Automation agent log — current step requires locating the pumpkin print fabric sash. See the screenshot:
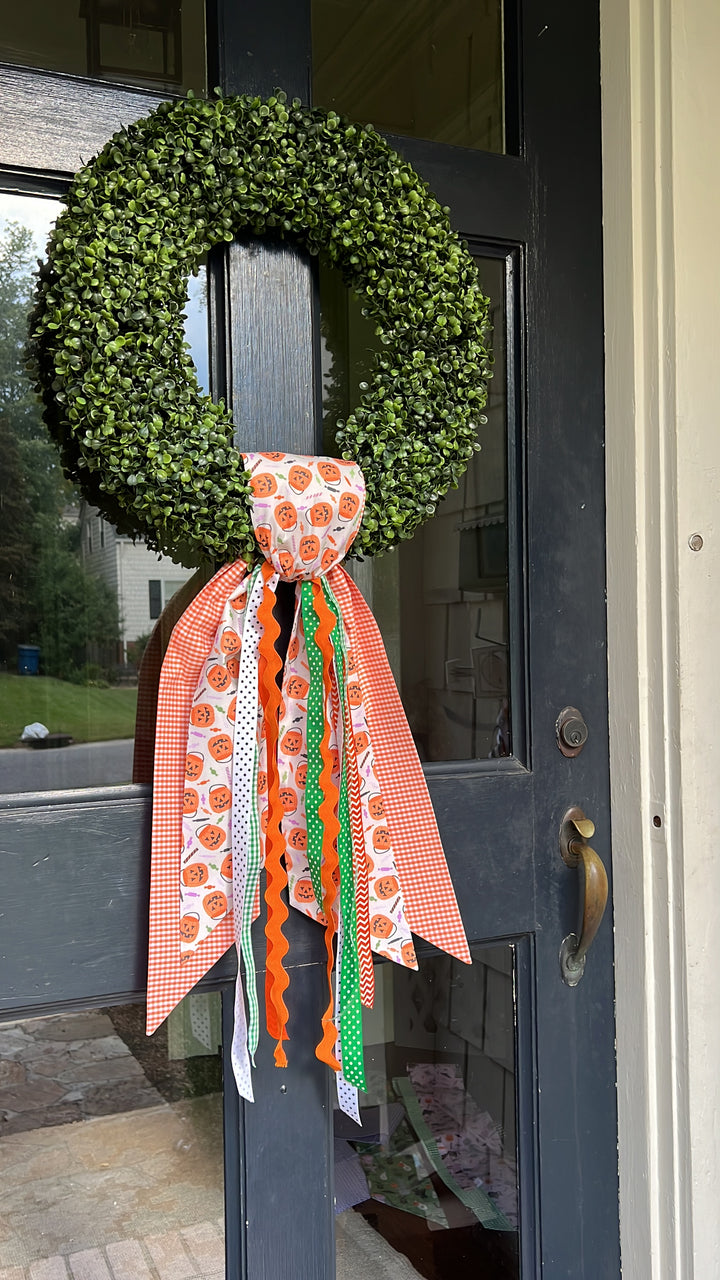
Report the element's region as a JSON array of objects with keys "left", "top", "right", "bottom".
[{"left": 147, "top": 452, "right": 470, "bottom": 1120}]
